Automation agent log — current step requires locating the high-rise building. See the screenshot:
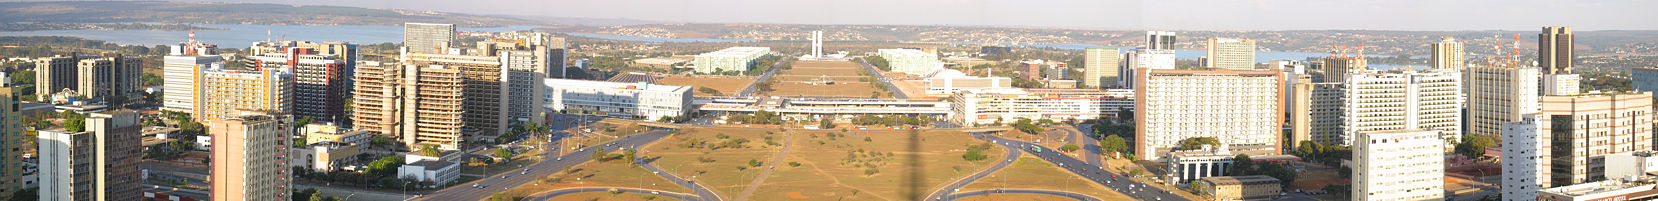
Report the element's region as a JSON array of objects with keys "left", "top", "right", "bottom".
[
  {"left": 1543, "top": 74, "right": 1582, "bottom": 96},
  {"left": 35, "top": 54, "right": 92, "bottom": 102},
  {"left": 811, "top": 30, "right": 824, "bottom": 58},
  {"left": 1540, "top": 26, "right": 1574, "bottom": 74},
  {"left": 477, "top": 32, "right": 561, "bottom": 124},
  {"left": 491, "top": 32, "right": 567, "bottom": 78},
  {"left": 694, "top": 47, "right": 772, "bottom": 74},
  {"left": 209, "top": 114, "right": 292, "bottom": 201},
  {"left": 192, "top": 67, "right": 294, "bottom": 122},
  {"left": 950, "top": 88, "right": 1133, "bottom": 126},
  {"left": 247, "top": 41, "right": 356, "bottom": 125},
  {"left": 74, "top": 57, "right": 142, "bottom": 102},
  {"left": 350, "top": 62, "right": 469, "bottom": 150},
  {"left": 1317, "top": 56, "right": 1366, "bottom": 83},
  {"left": 876, "top": 48, "right": 940, "bottom": 74},
  {"left": 1084, "top": 48, "right": 1120, "bottom": 88},
  {"left": 1465, "top": 65, "right": 1540, "bottom": 136},
  {"left": 1306, "top": 82, "right": 1347, "bottom": 145},
  {"left": 1120, "top": 49, "right": 1177, "bottom": 88},
  {"left": 1502, "top": 114, "right": 1547, "bottom": 199},
  {"left": 1352, "top": 129, "right": 1445, "bottom": 201},
  {"left": 1205, "top": 38, "right": 1257, "bottom": 70},
  {"left": 1540, "top": 92, "right": 1654, "bottom": 185},
  {"left": 1340, "top": 69, "right": 1463, "bottom": 145},
  {"left": 400, "top": 52, "right": 509, "bottom": 143},
  {"left": 1134, "top": 69, "right": 1284, "bottom": 160},
  {"left": 38, "top": 111, "right": 142, "bottom": 201},
  {"left": 404, "top": 23, "right": 456, "bottom": 54},
  {"left": 1146, "top": 31, "right": 1176, "bottom": 50},
  {"left": 161, "top": 36, "right": 219, "bottom": 113},
  {"left": 1634, "top": 67, "right": 1658, "bottom": 103},
  {"left": 1287, "top": 74, "right": 1313, "bottom": 149},
  {"left": 0, "top": 80, "right": 22, "bottom": 197},
  {"left": 1021, "top": 61, "right": 1043, "bottom": 81},
  {"left": 1431, "top": 37, "right": 1465, "bottom": 70}
]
